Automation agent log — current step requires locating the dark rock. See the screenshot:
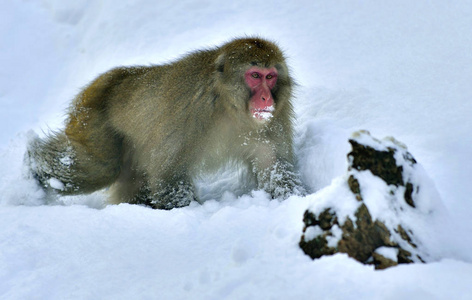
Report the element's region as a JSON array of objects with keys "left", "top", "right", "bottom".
[{"left": 348, "top": 139, "right": 404, "bottom": 186}]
